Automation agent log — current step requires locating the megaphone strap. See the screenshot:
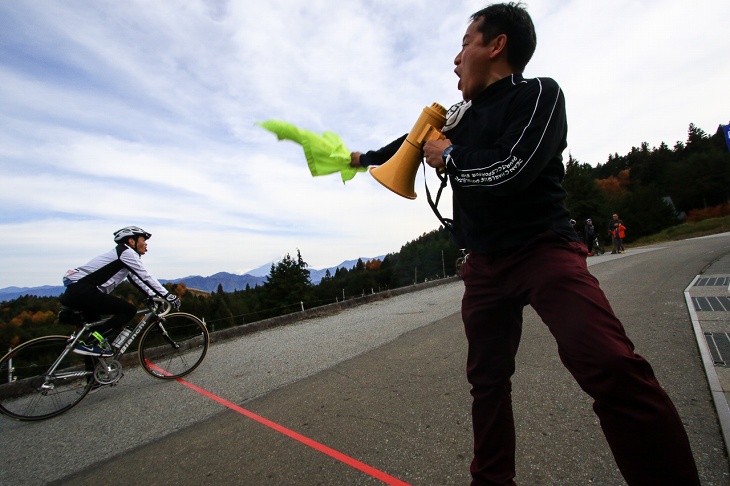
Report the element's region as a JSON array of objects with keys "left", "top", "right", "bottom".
[{"left": 423, "top": 161, "right": 454, "bottom": 234}]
